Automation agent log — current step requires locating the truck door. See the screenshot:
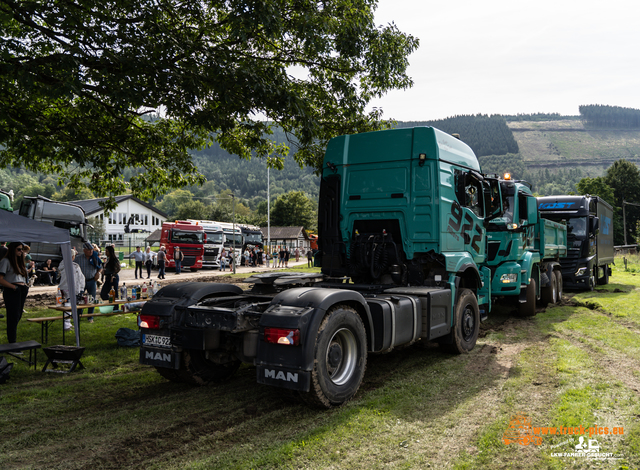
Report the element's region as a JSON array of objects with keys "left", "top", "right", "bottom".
[{"left": 444, "top": 169, "right": 486, "bottom": 263}]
